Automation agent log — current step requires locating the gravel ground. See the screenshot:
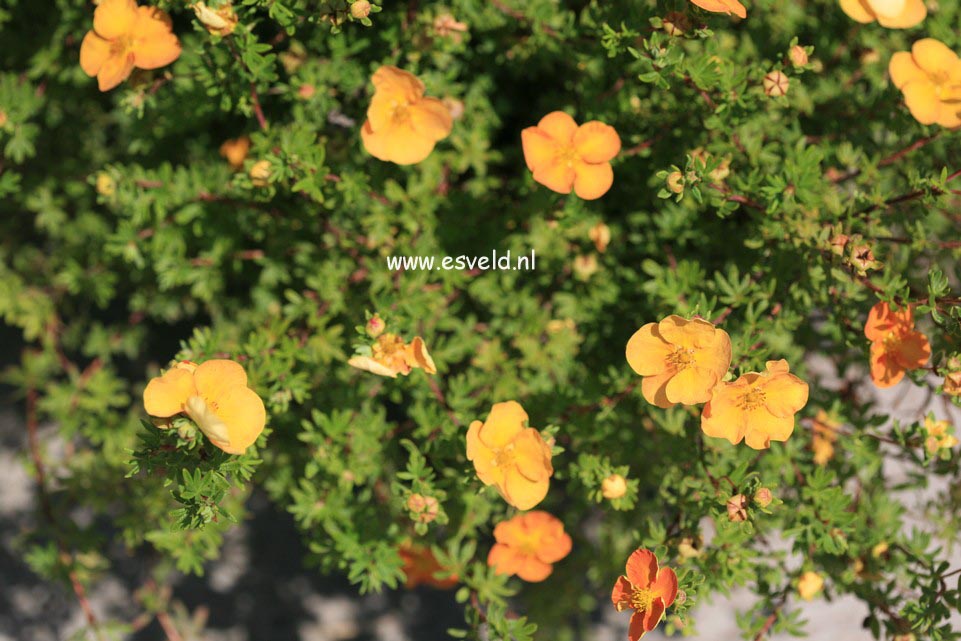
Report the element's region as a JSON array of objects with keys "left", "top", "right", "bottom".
[{"left": 1, "top": 371, "right": 959, "bottom": 641}]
